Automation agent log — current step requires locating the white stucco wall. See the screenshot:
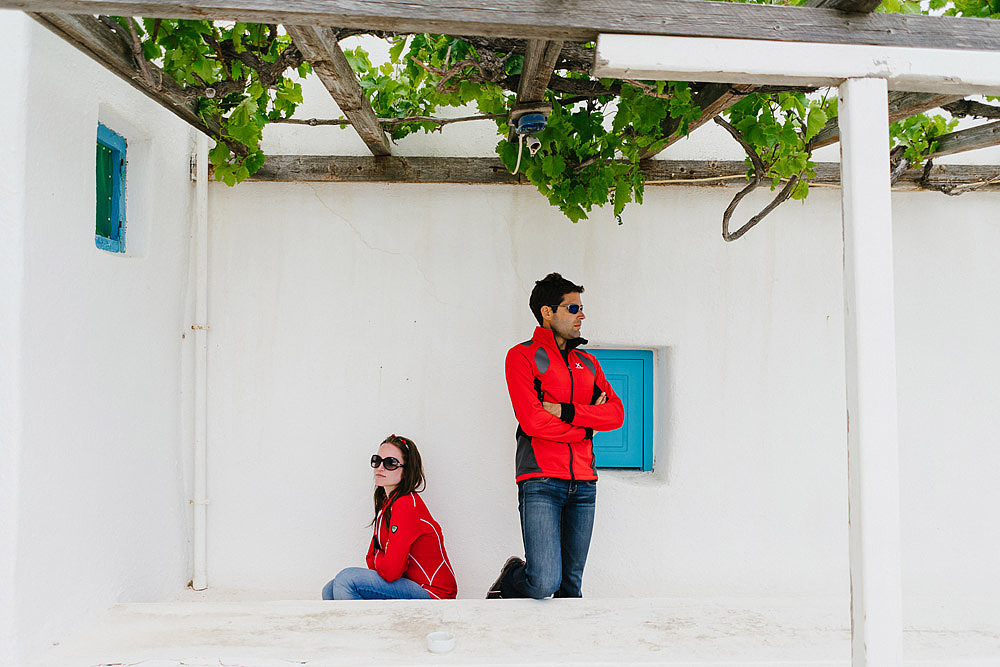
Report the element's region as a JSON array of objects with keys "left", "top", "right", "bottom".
[
  {"left": 205, "top": 173, "right": 1000, "bottom": 603},
  {"left": 0, "top": 12, "right": 32, "bottom": 667},
  {"left": 198, "top": 53, "right": 1000, "bottom": 605},
  {"left": 5, "top": 19, "right": 1000, "bottom": 663},
  {"left": 2, "top": 13, "right": 197, "bottom": 664}
]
